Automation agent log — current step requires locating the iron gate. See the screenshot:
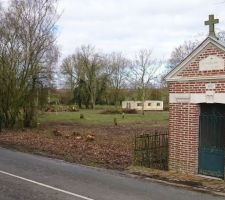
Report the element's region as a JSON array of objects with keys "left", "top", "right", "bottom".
[
  {"left": 199, "top": 104, "right": 225, "bottom": 178},
  {"left": 134, "top": 129, "right": 168, "bottom": 170}
]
